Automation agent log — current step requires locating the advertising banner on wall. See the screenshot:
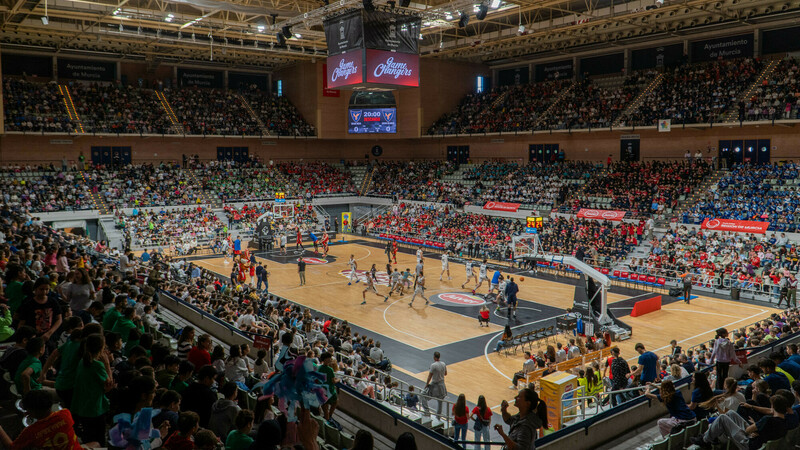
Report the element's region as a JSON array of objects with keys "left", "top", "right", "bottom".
[
  {"left": 57, "top": 58, "right": 116, "bottom": 81},
  {"left": 326, "top": 50, "right": 364, "bottom": 89},
  {"left": 362, "top": 11, "right": 421, "bottom": 54},
  {"left": 365, "top": 49, "right": 419, "bottom": 87},
  {"left": 700, "top": 218, "right": 769, "bottom": 234},
  {"left": 483, "top": 202, "right": 521, "bottom": 212},
  {"left": 576, "top": 209, "right": 627, "bottom": 221},
  {"left": 535, "top": 59, "right": 573, "bottom": 82},
  {"left": 178, "top": 68, "right": 223, "bottom": 88},
  {"left": 323, "top": 11, "right": 364, "bottom": 56},
  {"left": 690, "top": 34, "right": 752, "bottom": 62}
]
